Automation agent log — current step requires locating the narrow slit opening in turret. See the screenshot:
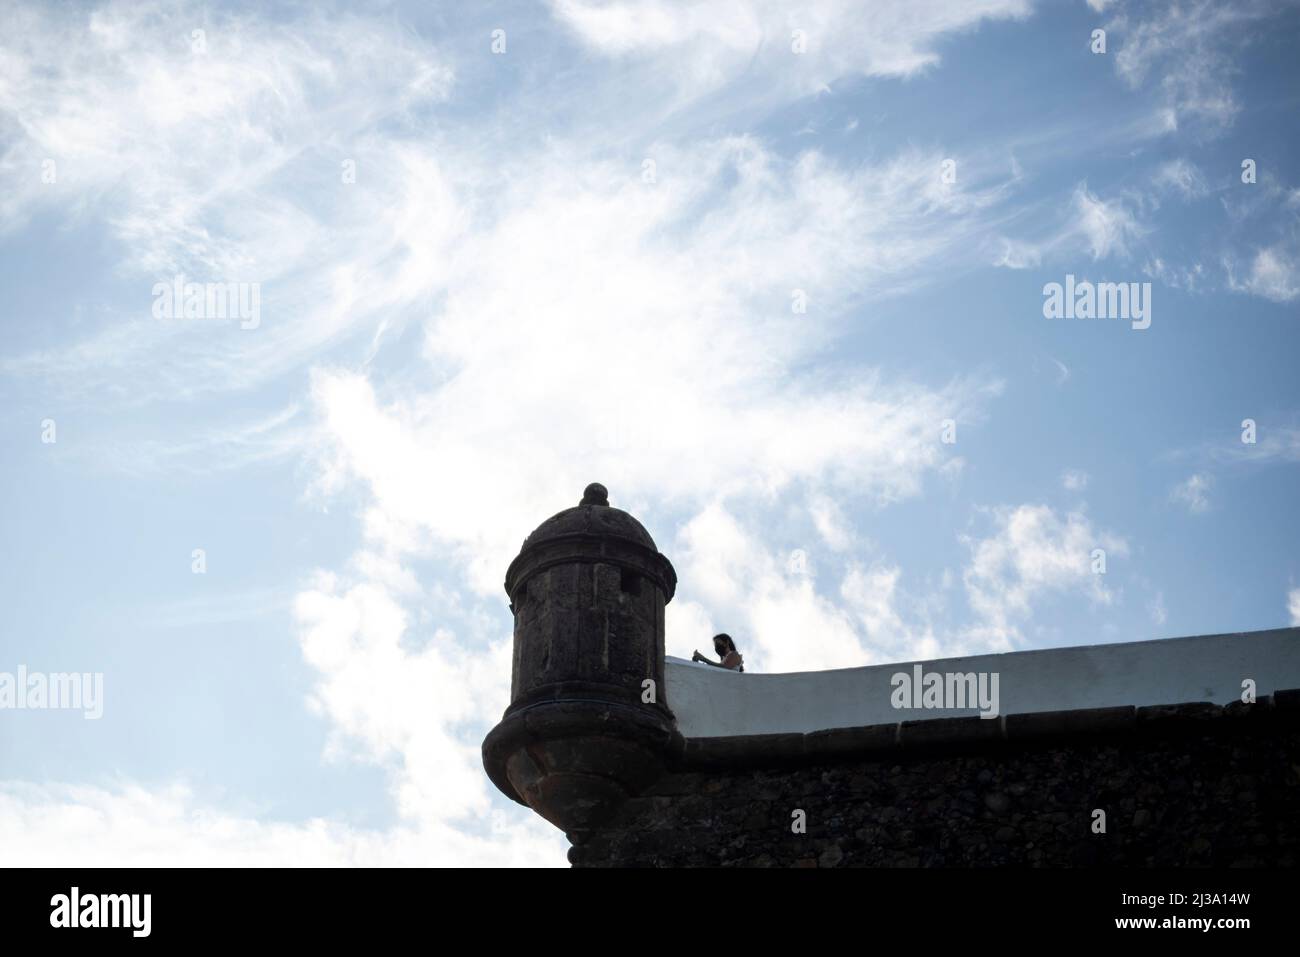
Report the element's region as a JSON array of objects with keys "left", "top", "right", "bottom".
[{"left": 619, "top": 568, "right": 642, "bottom": 596}]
